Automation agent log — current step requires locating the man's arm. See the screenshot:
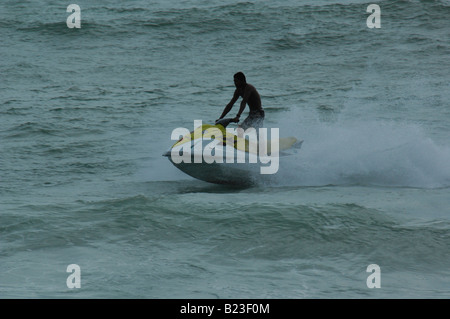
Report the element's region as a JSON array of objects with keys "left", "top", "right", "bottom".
[
  {"left": 219, "top": 90, "right": 239, "bottom": 120},
  {"left": 234, "top": 86, "right": 253, "bottom": 120}
]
